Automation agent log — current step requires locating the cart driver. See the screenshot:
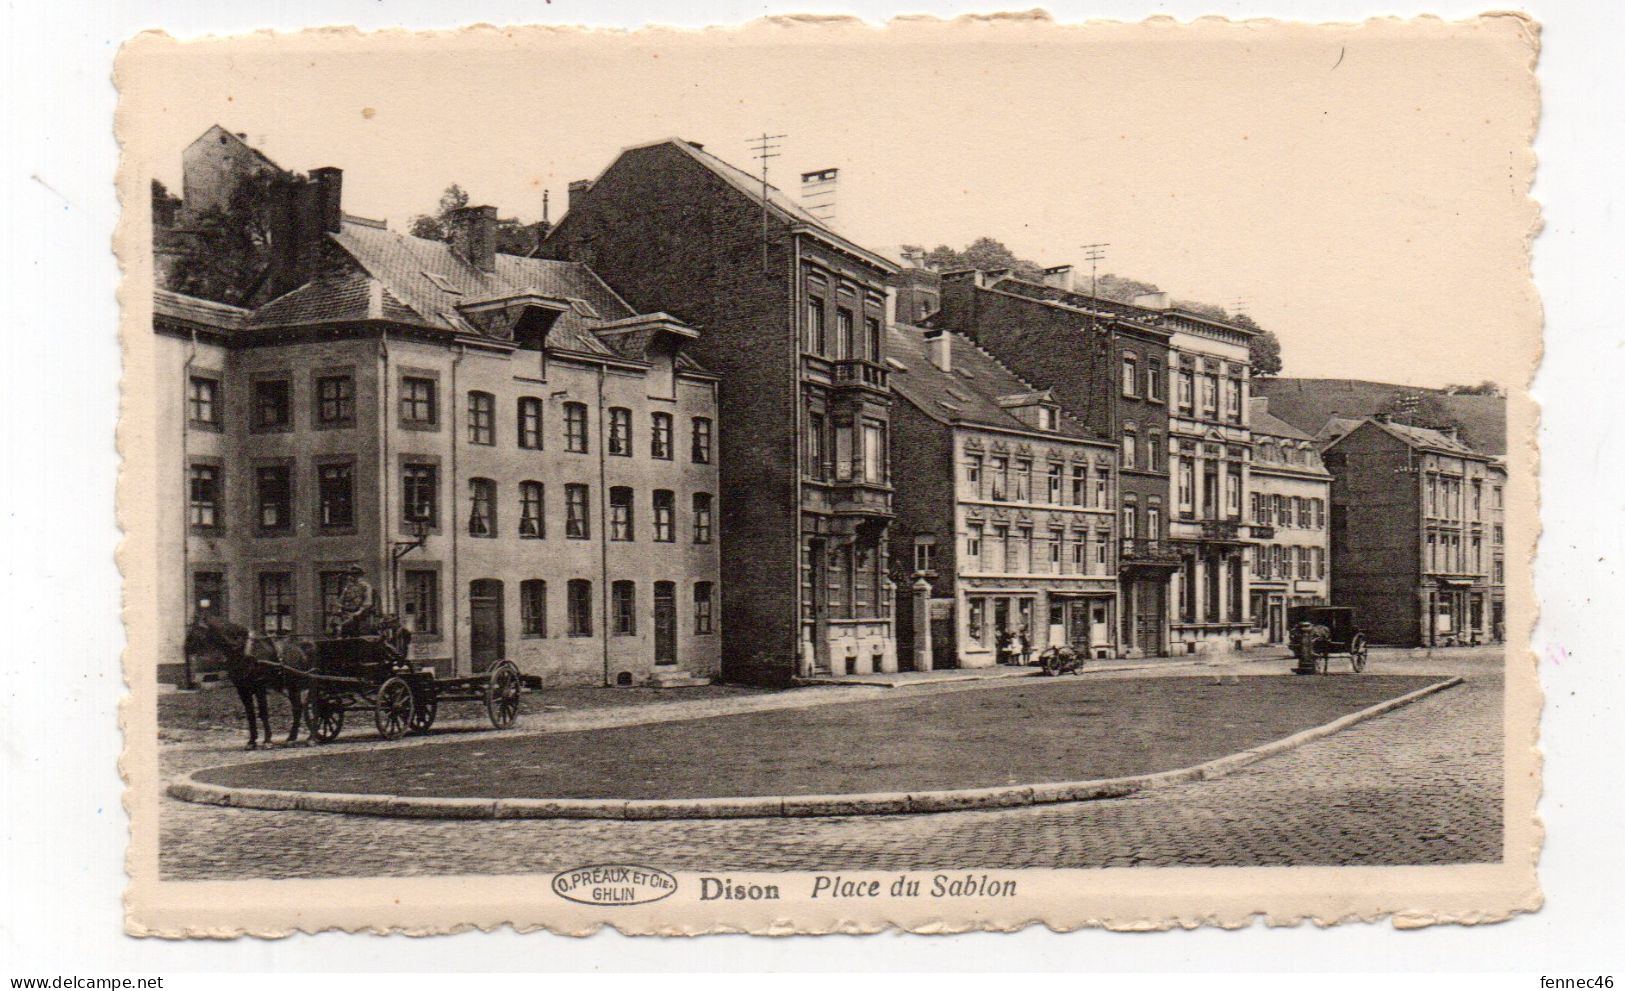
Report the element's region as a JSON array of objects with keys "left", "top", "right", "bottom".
[{"left": 336, "top": 565, "right": 376, "bottom": 636}]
